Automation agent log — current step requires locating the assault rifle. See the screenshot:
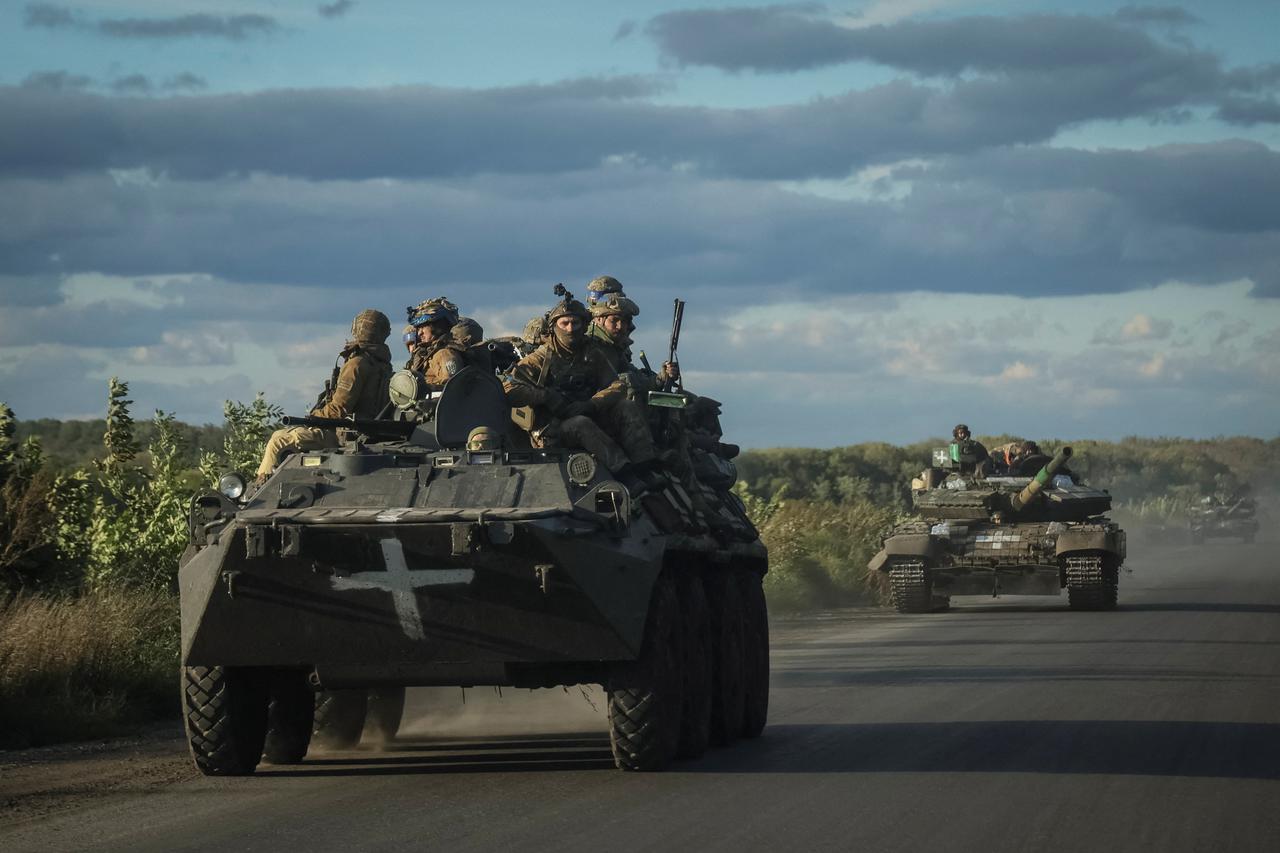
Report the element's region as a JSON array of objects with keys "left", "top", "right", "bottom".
[
  {"left": 281, "top": 415, "right": 415, "bottom": 441},
  {"left": 665, "top": 298, "right": 685, "bottom": 392}
]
